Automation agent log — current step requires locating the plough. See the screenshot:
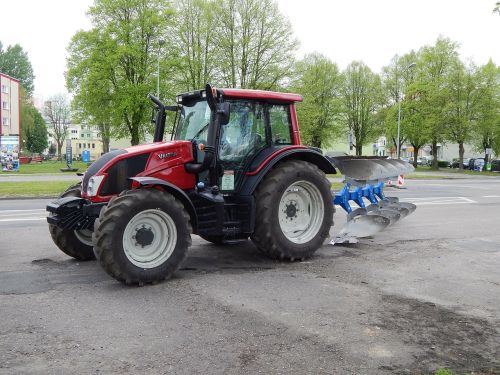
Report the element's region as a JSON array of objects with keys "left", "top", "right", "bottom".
[{"left": 328, "top": 156, "right": 417, "bottom": 244}]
